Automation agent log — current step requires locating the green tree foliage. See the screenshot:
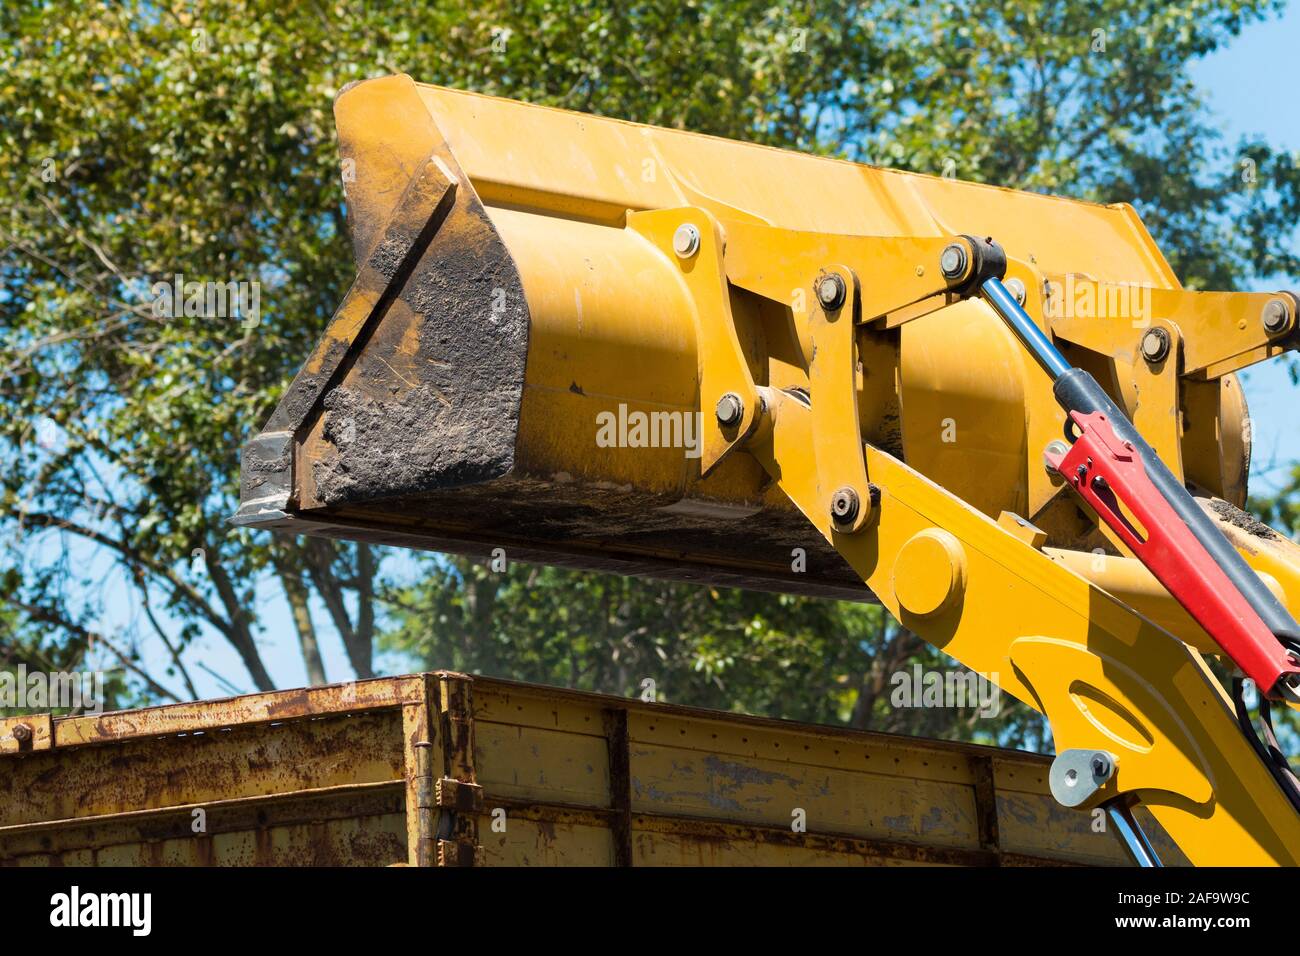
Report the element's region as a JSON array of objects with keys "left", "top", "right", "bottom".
[
  {"left": 1, "top": 1, "right": 1296, "bottom": 746},
  {"left": 1252, "top": 468, "right": 1300, "bottom": 536},
  {"left": 380, "top": 558, "right": 1050, "bottom": 747}
]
